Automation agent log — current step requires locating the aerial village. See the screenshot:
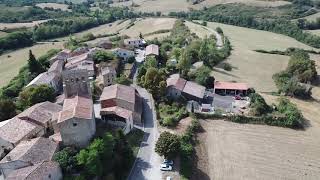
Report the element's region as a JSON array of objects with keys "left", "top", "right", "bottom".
[{"left": 0, "top": 31, "right": 250, "bottom": 179}]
